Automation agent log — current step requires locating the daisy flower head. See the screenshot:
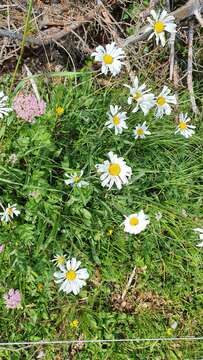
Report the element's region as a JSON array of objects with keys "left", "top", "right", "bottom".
[
  {"left": 125, "top": 77, "right": 155, "bottom": 115},
  {"left": 91, "top": 42, "right": 125, "bottom": 76},
  {"left": 0, "top": 91, "right": 12, "bottom": 119},
  {"left": 64, "top": 170, "right": 89, "bottom": 188},
  {"left": 193, "top": 228, "right": 203, "bottom": 248},
  {"left": 95, "top": 151, "right": 132, "bottom": 190},
  {"left": 54, "top": 257, "right": 89, "bottom": 295},
  {"left": 134, "top": 121, "right": 151, "bottom": 139},
  {"left": 3, "top": 289, "right": 21, "bottom": 309},
  {"left": 52, "top": 254, "right": 66, "bottom": 266},
  {"left": 155, "top": 86, "right": 177, "bottom": 118},
  {"left": 123, "top": 210, "right": 150, "bottom": 235},
  {"left": 105, "top": 105, "right": 128, "bottom": 135},
  {"left": 175, "top": 113, "right": 196, "bottom": 138},
  {"left": 146, "top": 9, "right": 176, "bottom": 47},
  {"left": 0, "top": 203, "right": 20, "bottom": 223}
]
